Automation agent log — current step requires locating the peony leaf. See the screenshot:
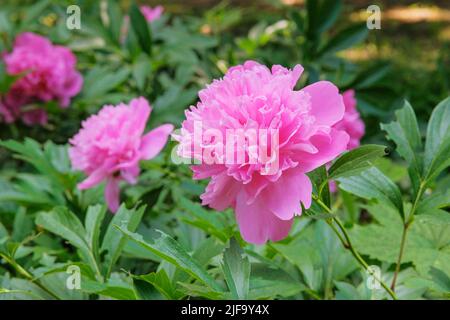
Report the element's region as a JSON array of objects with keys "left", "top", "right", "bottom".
[
  {"left": 36, "top": 207, "right": 97, "bottom": 273},
  {"left": 100, "top": 204, "right": 145, "bottom": 278},
  {"left": 134, "top": 269, "right": 184, "bottom": 300},
  {"left": 337, "top": 167, "right": 404, "bottom": 217},
  {"left": 328, "top": 144, "right": 387, "bottom": 180},
  {"left": 381, "top": 100, "right": 422, "bottom": 176},
  {"left": 116, "top": 226, "right": 223, "bottom": 292},
  {"left": 84, "top": 205, "right": 106, "bottom": 263},
  {"left": 129, "top": 3, "right": 152, "bottom": 55},
  {"left": 318, "top": 23, "right": 368, "bottom": 56},
  {"left": 423, "top": 97, "right": 450, "bottom": 182},
  {"left": 351, "top": 203, "right": 450, "bottom": 278},
  {"left": 221, "top": 238, "right": 250, "bottom": 300}
]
